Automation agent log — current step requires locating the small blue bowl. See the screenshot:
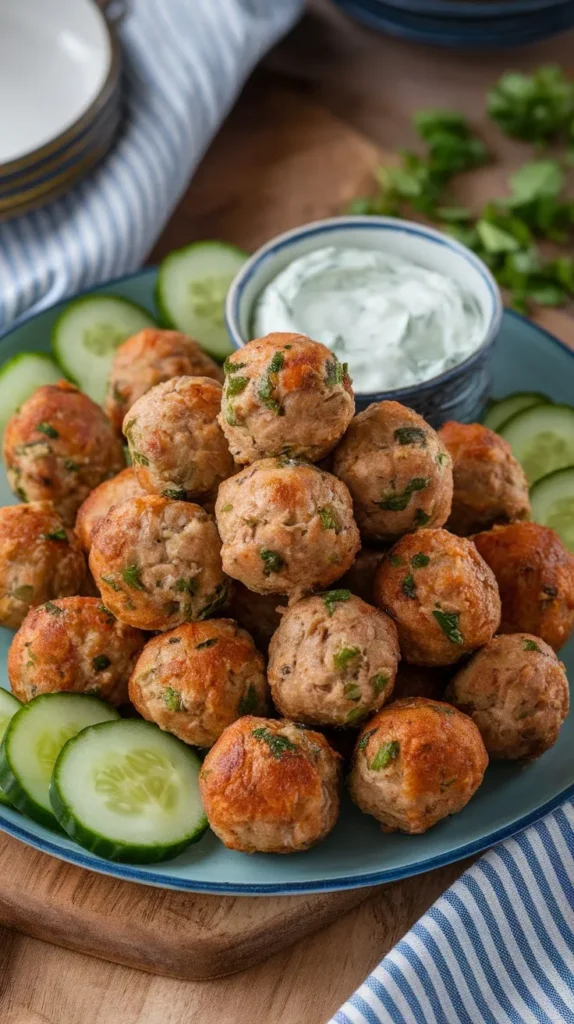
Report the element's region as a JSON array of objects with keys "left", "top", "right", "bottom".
[{"left": 225, "top": 216, "right": 502, "bottom": 427}]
